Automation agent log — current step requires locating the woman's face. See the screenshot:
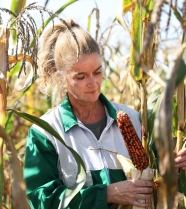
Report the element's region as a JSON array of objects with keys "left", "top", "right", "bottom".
[{"left": 66, "top": 53, "right": 103, "bottom": 105}]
